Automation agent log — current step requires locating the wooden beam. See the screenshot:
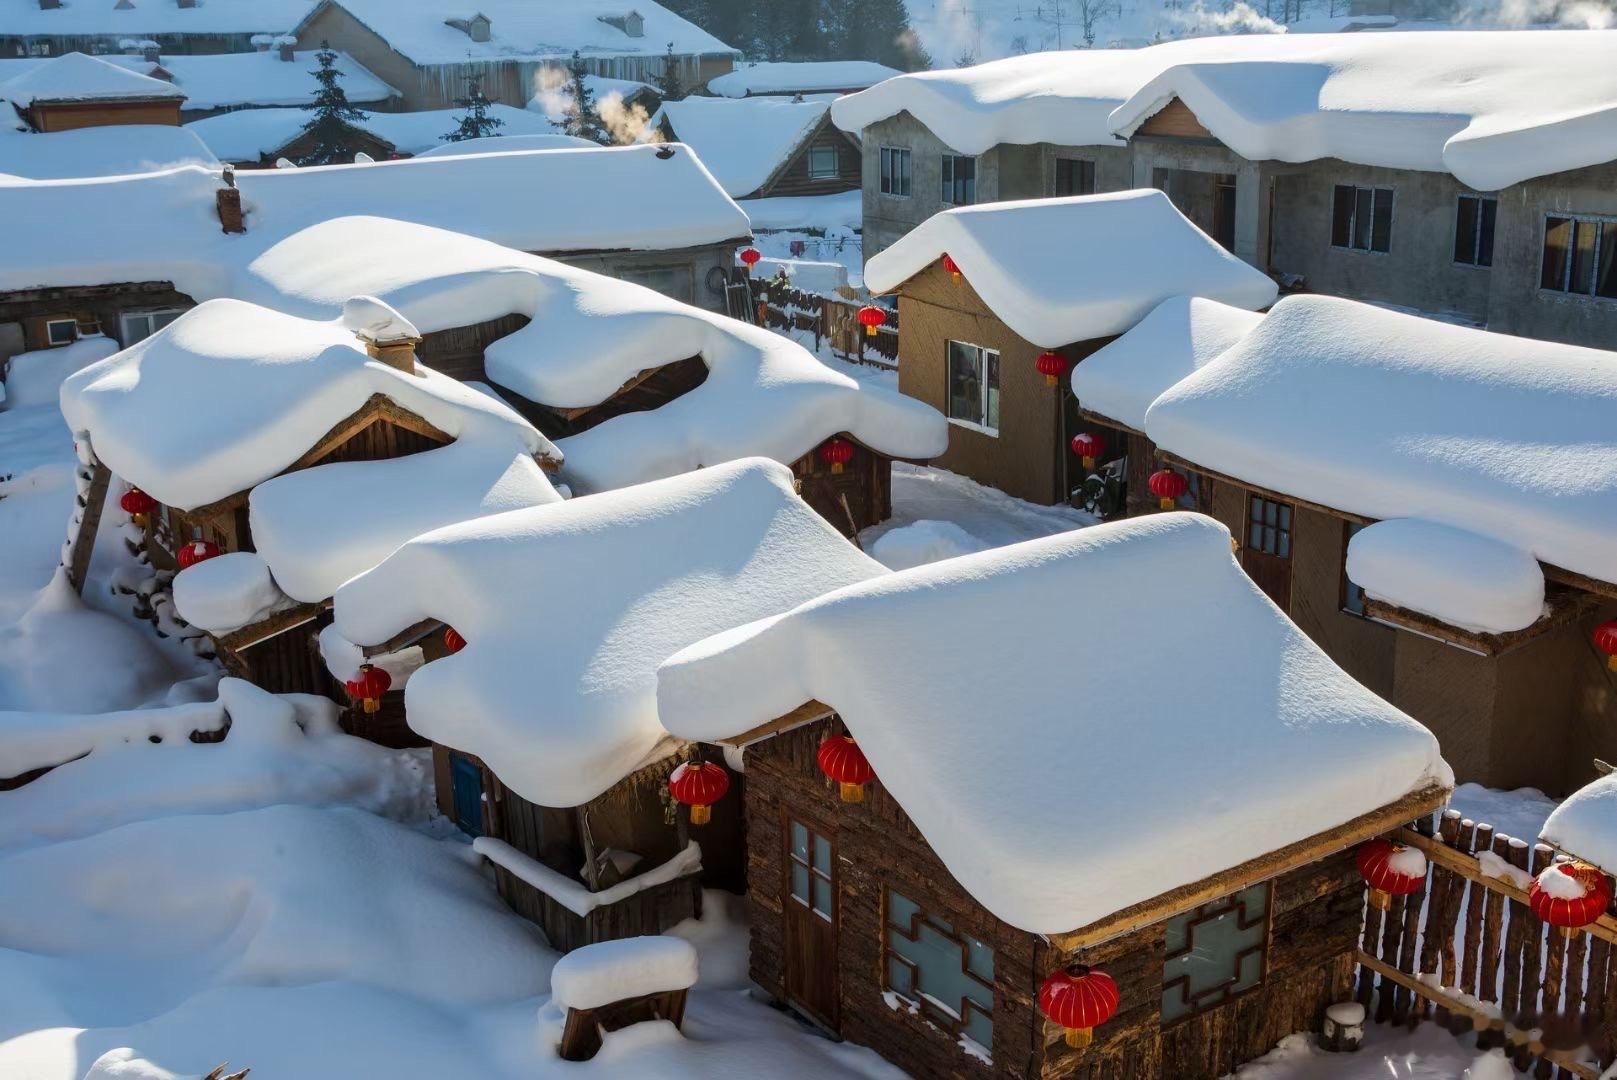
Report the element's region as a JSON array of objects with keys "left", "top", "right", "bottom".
[
  {"left": 717, "top": 699, "right": 835, "bottom": 748},
  {"left": 553, "top": 365, "right": 670, "bottom": 422},
  {"left": 1075, "top": 407, "right": 1143, "bottom": 438},
  {"left": 64, "top": 460, "right": 110, "bottom": 595},
  {"left": 1047, "top": 784, "right": 1451, "bottom": 952},
  {"left": 361, "top": 617, "right": 444, "bottom": 658},
  {"left": 1363, "top": 589, "right": 1601, "bottom": 658},
  {"left": 214, "top": 602, "right": 323, "bottom": 653}
]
